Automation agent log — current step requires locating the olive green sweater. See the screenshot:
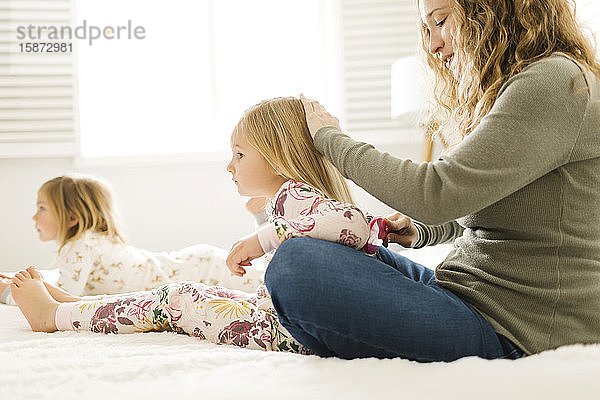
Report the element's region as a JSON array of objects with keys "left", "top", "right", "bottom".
[{"left": 314, "top": 52, "right": 600, "bottom": 355}]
